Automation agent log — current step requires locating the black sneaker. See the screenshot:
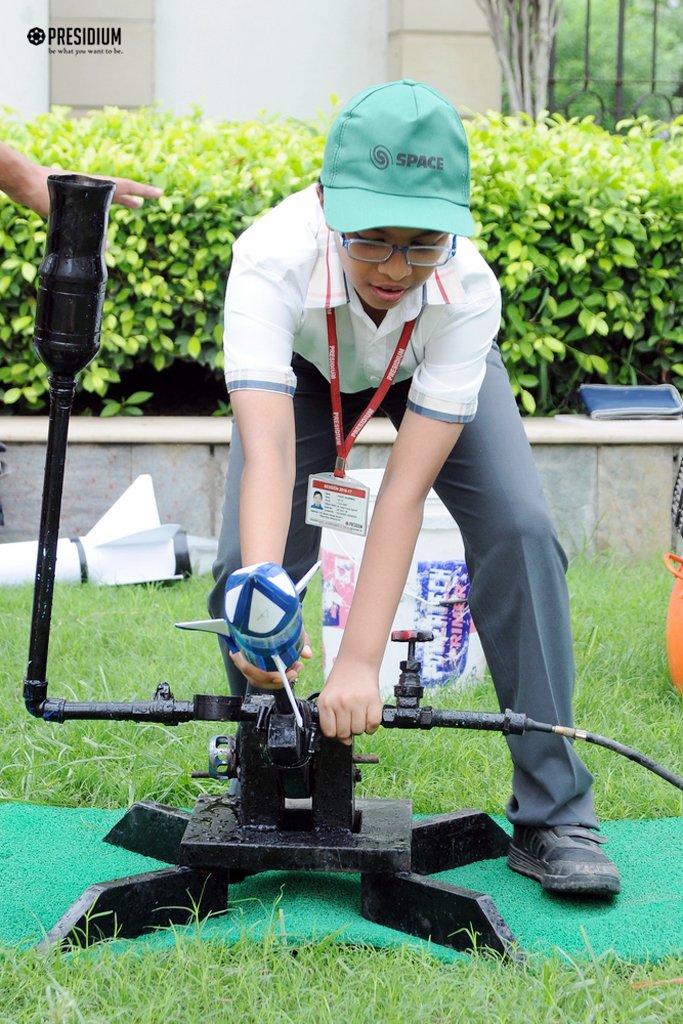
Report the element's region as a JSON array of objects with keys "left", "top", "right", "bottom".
[{"left": 508, "top": 825, "right": 621, "bottom": 895}]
